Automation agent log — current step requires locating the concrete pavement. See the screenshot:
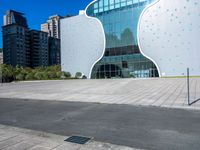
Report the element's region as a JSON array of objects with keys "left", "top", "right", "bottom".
[
  {"left": 0, "top": 78, "right": 200, "bottom": 109},
  {"left": 0, "top": 124, "right": 137, "bottom": 150}
]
